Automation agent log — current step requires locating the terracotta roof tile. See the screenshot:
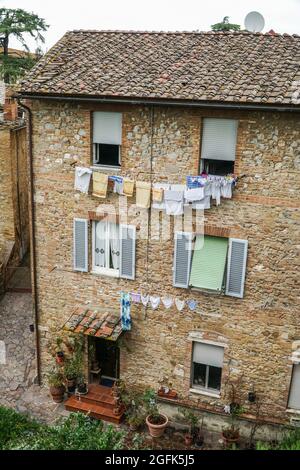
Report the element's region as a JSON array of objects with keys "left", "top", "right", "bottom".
[{"left": 19, "top": 30, "right": 300, "bottom": 106}]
